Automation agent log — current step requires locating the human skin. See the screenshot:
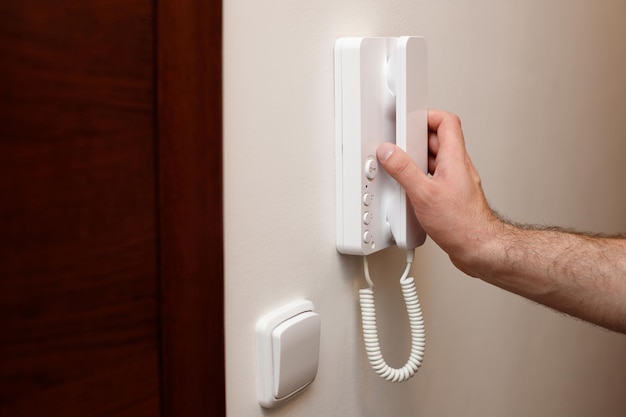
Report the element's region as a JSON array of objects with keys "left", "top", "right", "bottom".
[{"left": 376, "top": 109, "right": 626, "bottom": 333}]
